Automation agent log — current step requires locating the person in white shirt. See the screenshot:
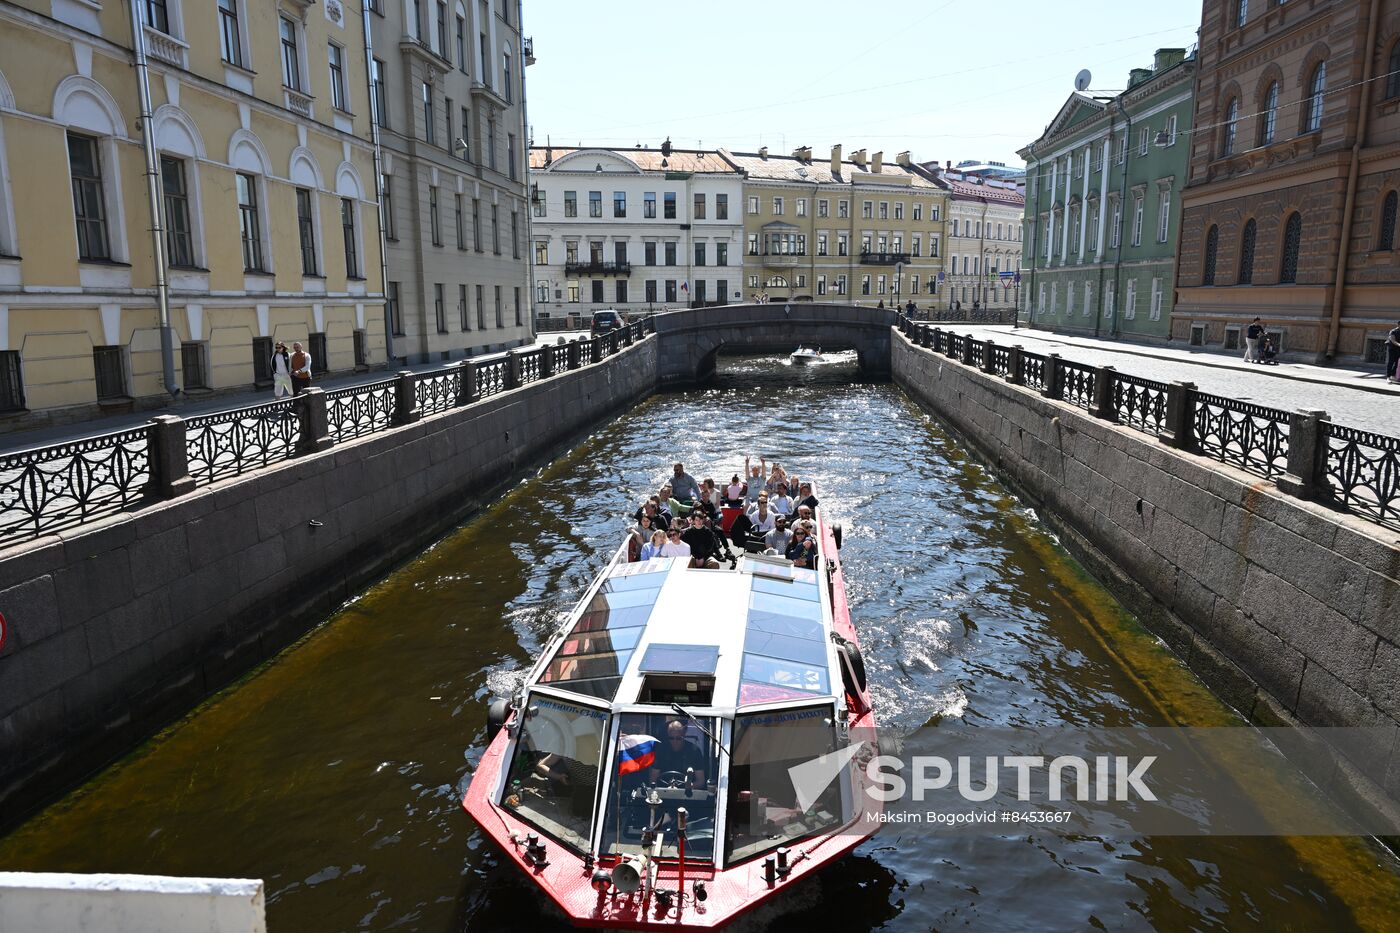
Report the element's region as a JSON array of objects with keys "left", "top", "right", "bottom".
[
  {"left": 768, "top": 483, "right": 794, "bottom": 516},
  {"left": 659, "top": 528, "right": 691, "bottom": 558},
  {"left": 640, "top": 530, "right": 667, "bottom": 561},
  {"left": 747, "top": 495, "right": 776, "bottom": 534}
]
